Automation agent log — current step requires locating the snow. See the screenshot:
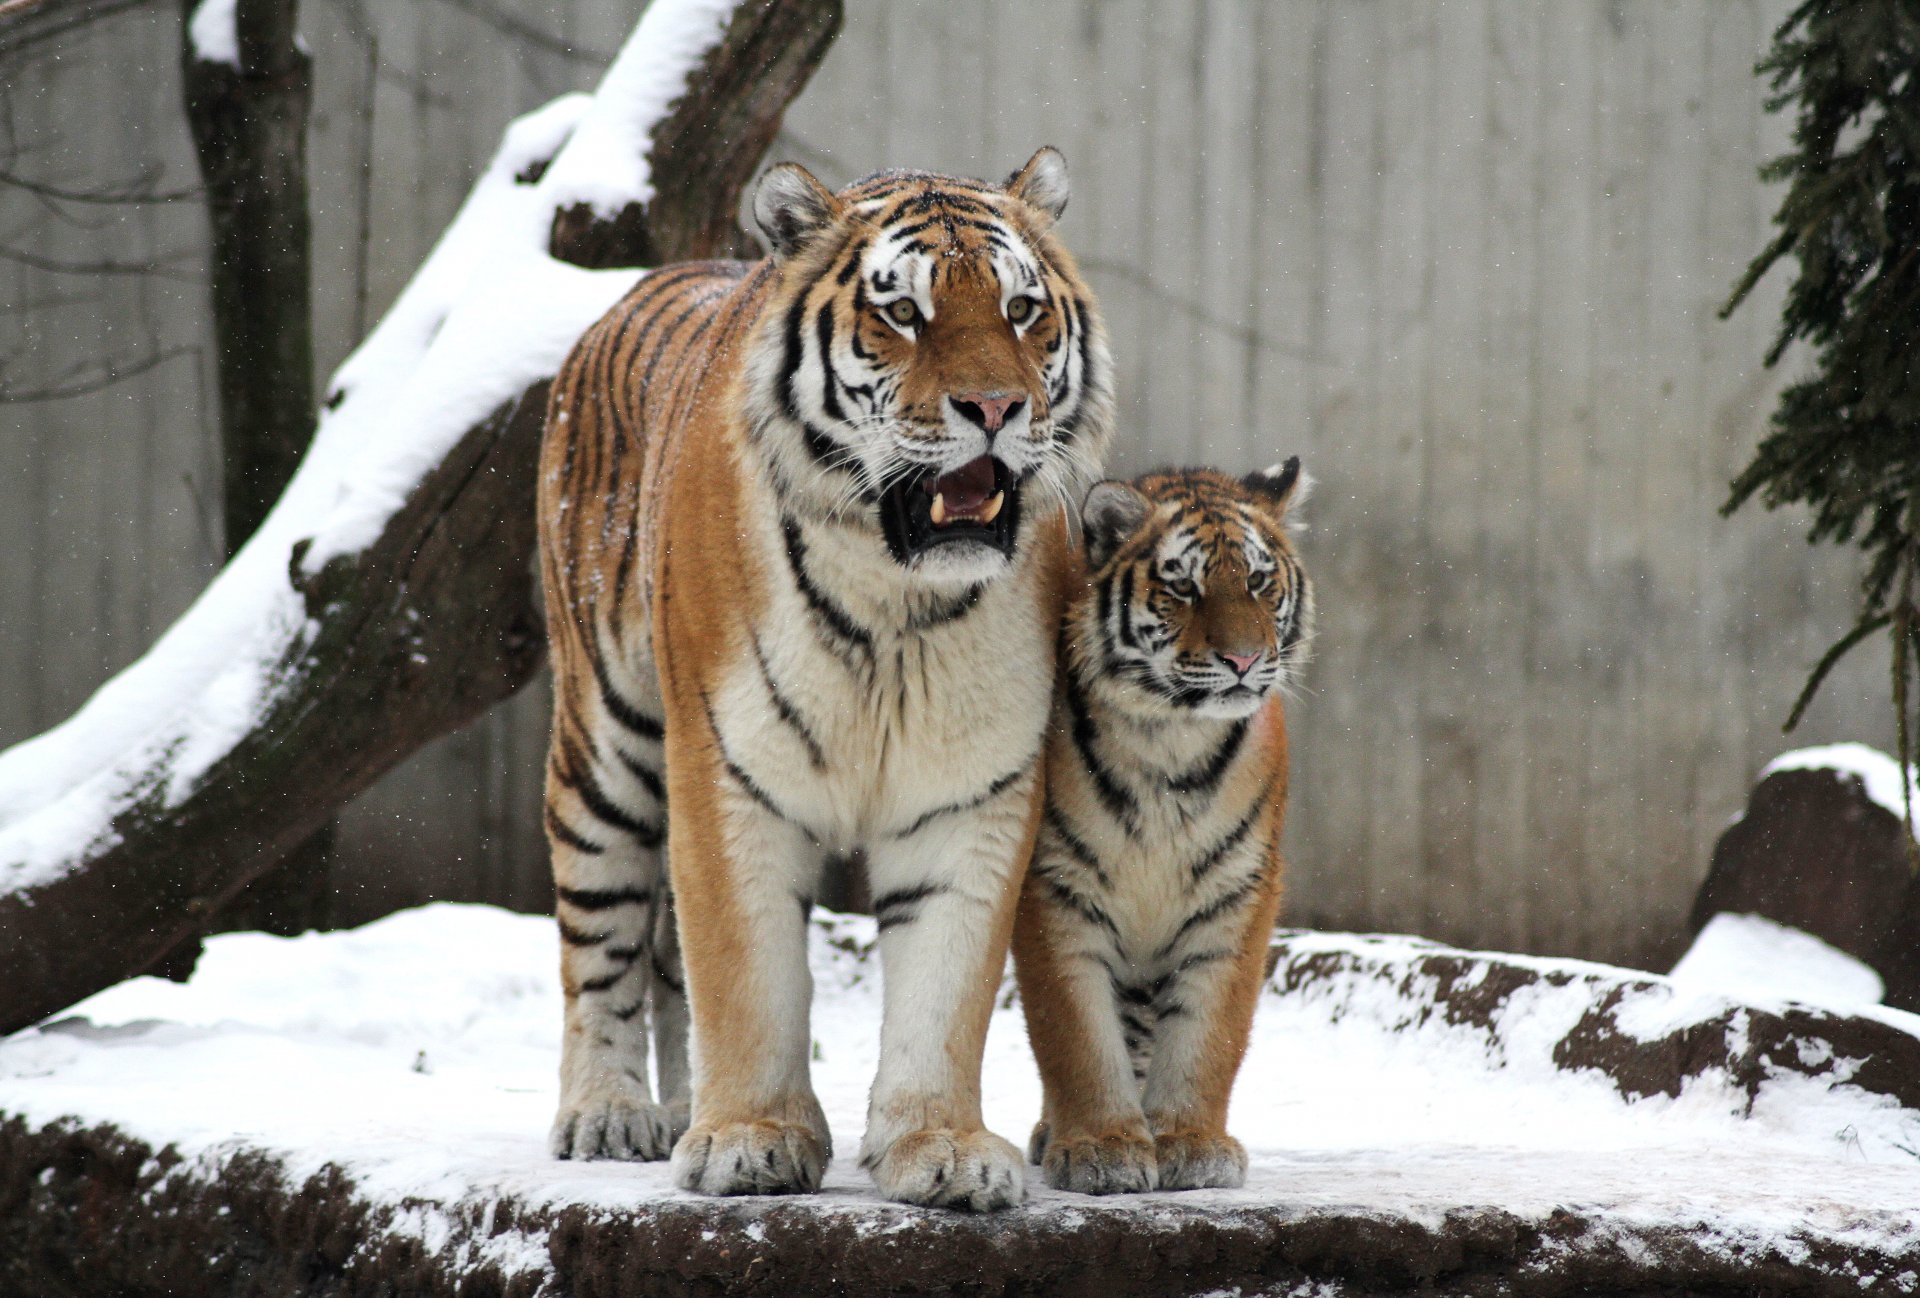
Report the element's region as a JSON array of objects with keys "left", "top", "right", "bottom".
[
  {"left": 2, "top": 905, "right": 1915, "bottom": 1287},
  {"left": 1672, "top": 912, "right": 1885, "bottom": 1011},
  {"left": 187, "top": 0, "right": 238, "bottom": 67},
  {"left": 535, "top": 0, "right": 739, "bottom": 217},
  {"left": 1764, "top": 742, "right": 1920, "bottom": 822},
  {"left": 0, "top": 0, "right": 746, "bottom": 895}
]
